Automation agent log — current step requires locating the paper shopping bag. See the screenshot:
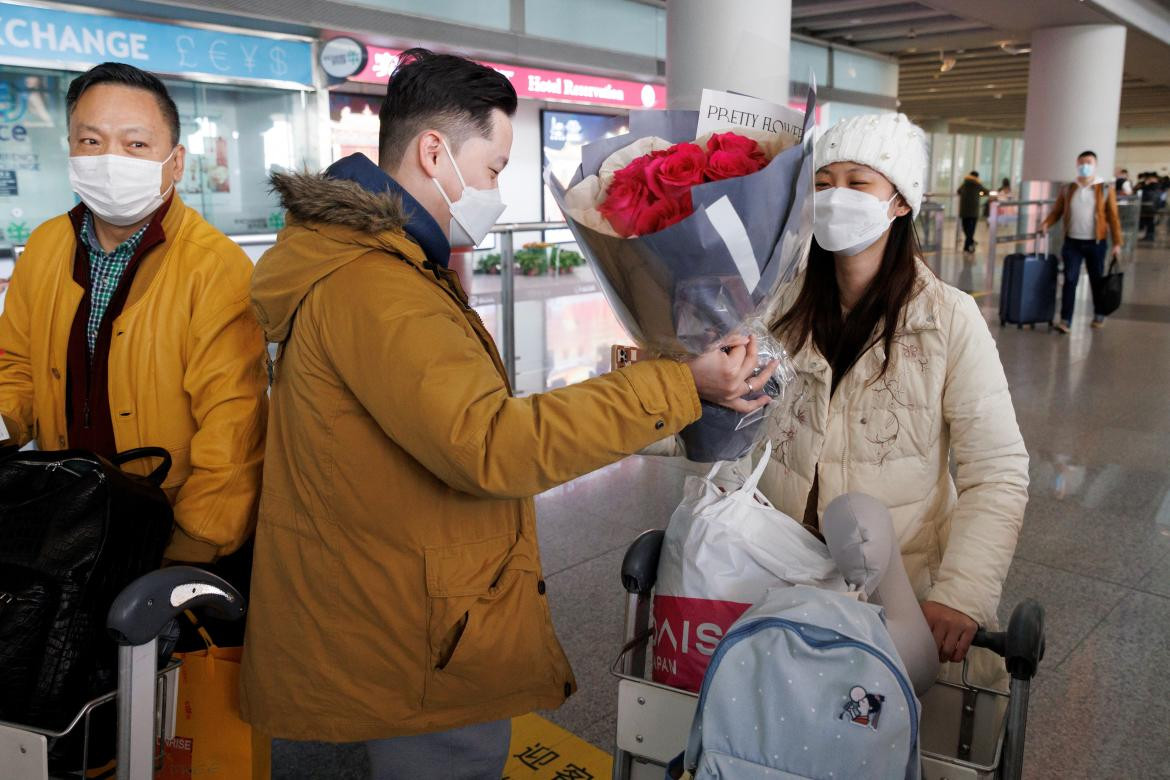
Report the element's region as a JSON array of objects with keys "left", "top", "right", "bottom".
[{"left": 157, "top": 623, "right": 270, "bottom": 779}]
